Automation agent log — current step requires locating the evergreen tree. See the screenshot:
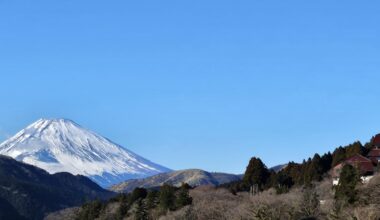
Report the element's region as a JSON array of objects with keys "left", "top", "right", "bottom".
[
  {"left": 332, "top": 147, "right": 346, "bottom": 167},
  {"left": 115, "top": 194, "right": 130, "bottom": 220},
  {"left": 284, "top": 162, "right": 304, "bottom": 185},
  {"left": 130, "top": 188, "right": 148, "bottom": 204},
  {"left": 134, "top": 198, "right": 148, "bottom": 220},
  {"left": 301, "top": 158, "right": 312, "bottom": 185},
  {"left": 175, "top": 183, "right": 193, "bottom": 208},
  {"left": 274, "top": 171, "right": 294, "bottom": 194},
  {"left": 305, "top": 154, "right": 324, "bottom": 184},
  {"left": 159, "top": 184, "right": 176, "bottom": 211},
  {"left": 335, "top": 164, "right": 360, "bottom": 204},
  {"left": 76, "top": 200, "right": 104, "bottom": 220},
  {"left": 345, "top": 141, "right": 364, "bottom": 158},
  {"left": 320, "top": 152, "right": 332, "bottom": 173},
  {"left": 363, "top": 141, "right": 373, "bottom": 153},
  {"left": 332, "top": 142, "right": 365, "bottom": 167},
  {"left": 146, "top": 191, "right": 159, "bottom": 209},
  {"left": 242, "top": 157, "right": 270, "bottom": 190}
]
